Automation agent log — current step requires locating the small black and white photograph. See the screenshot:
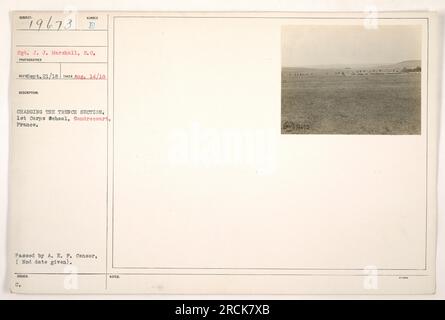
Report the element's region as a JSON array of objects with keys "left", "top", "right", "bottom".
[{"left": 281, "top": 25, "right": 422, "bottom": 134}]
